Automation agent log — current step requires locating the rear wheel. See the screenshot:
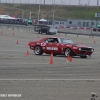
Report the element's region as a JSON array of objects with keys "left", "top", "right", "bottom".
[
  {"left": 64, "top": 48, "right": 73, "bottom": 57},
  {"left": 34, "top": 46, "right": 43, "bottom": 55}
]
